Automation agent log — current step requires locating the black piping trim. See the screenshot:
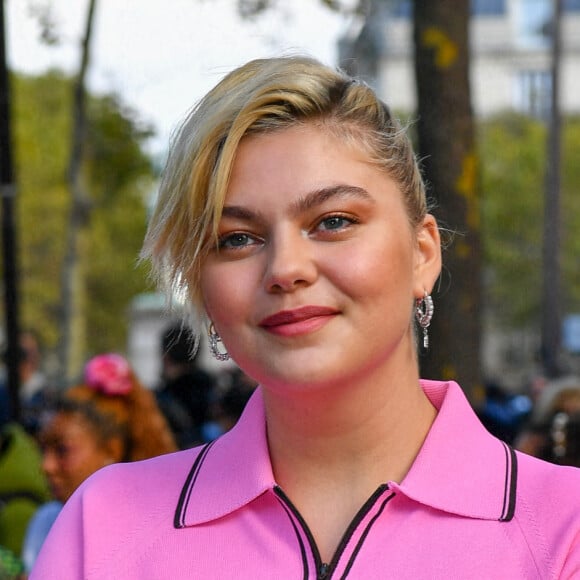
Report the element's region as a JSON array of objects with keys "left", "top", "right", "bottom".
[
  {"left": 328, "top": 484, "right": 389, "bottom": 575},
  {"left": 499, "top": 442, "right": 518, "bottom": 522},
  {"left": 173, "top": 442, "right": 215, "bottom": 529},
  {"left": 276, "top": 493, "right": 309, "bottom": 580},
  {"left": 340, "top": 492, "right": 395, "bottom": 579},
  {"left": 275, "top": 484, "right": 392, "bottom": 580}
]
